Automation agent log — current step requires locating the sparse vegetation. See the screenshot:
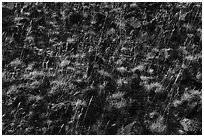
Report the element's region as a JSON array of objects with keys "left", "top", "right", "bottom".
[{"left": 2, "top": 2, "right": 202, "bottom": 135}]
